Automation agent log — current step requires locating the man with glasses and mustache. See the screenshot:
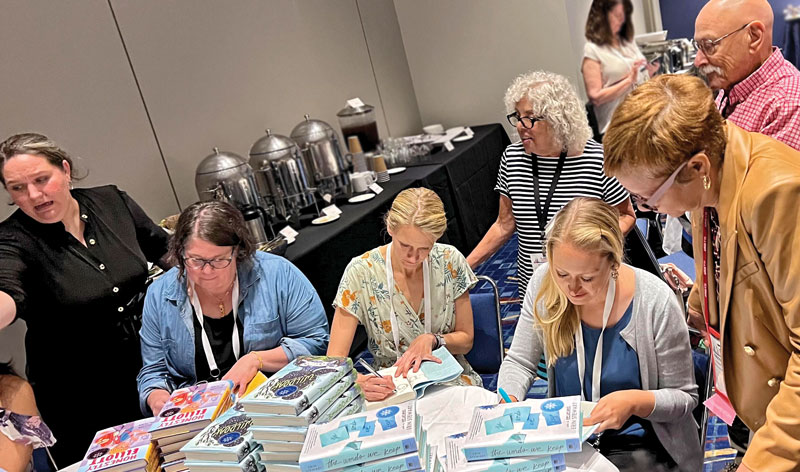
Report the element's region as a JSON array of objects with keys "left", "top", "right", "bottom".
[{"left": 694, "top": 0, "right": 800, "bottom": 149}]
